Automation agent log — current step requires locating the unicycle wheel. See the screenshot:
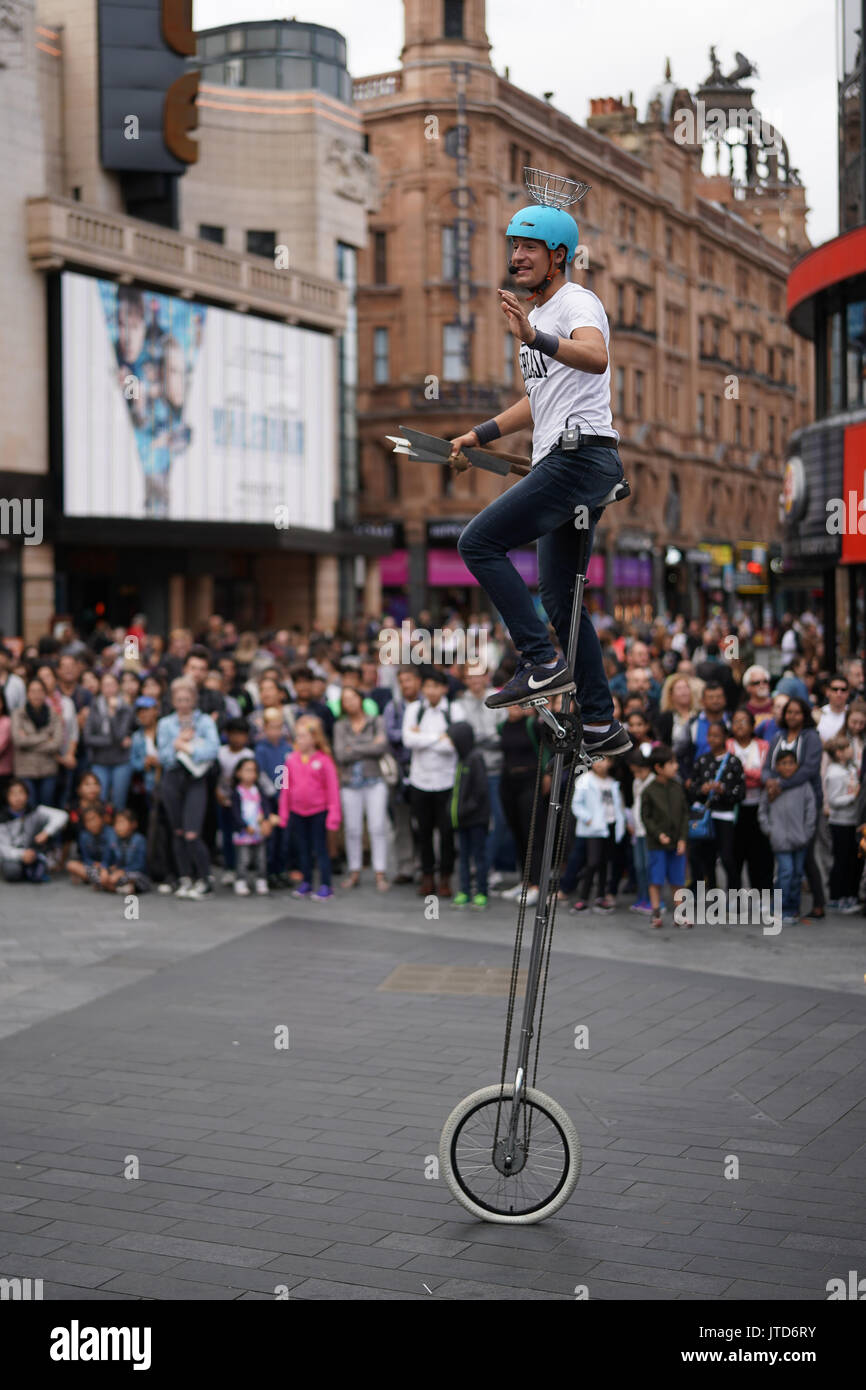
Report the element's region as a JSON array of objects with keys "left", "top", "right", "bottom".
[{"left": 439, "top": 1083, "right": 581, "bottom": 1224}]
